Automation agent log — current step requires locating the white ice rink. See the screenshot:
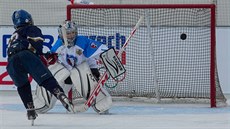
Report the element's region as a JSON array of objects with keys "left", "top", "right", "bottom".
[{"left": 0, "top": 91, "right": 229, "bottom": 129}]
